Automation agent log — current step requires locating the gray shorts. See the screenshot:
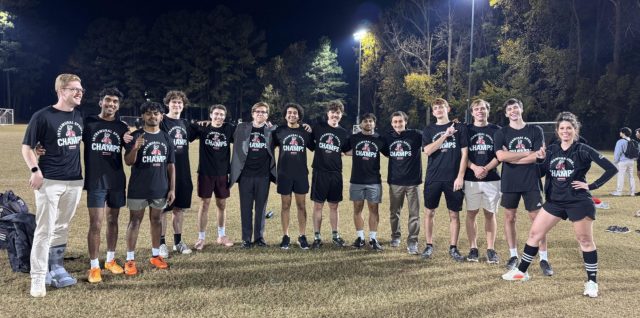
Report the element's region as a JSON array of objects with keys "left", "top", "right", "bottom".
[
  {"left": 349, "top": 183, "right": 382, "bottom": 203},
  {"left": 127, "top": 198, "right": 167, "bottom": 211}
]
